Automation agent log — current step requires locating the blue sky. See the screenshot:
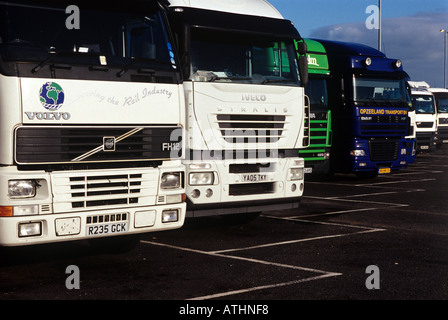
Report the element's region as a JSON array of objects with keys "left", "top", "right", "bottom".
[{"left": 268, "top": 0, "right": 448, "bottom": 87}]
